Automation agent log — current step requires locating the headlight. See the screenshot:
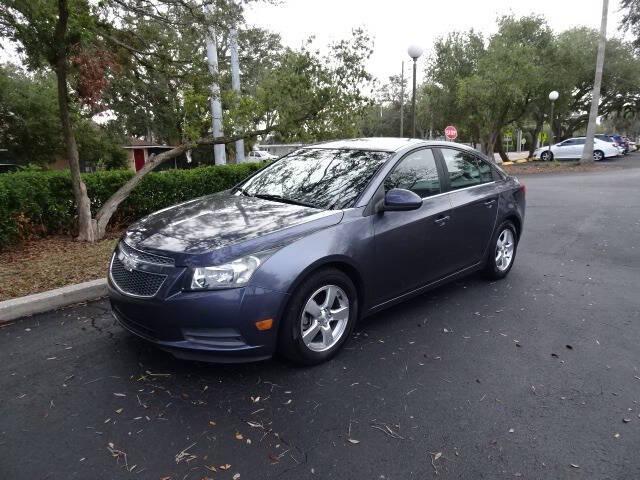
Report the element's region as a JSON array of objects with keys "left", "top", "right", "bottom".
[{"left": 189, "top": 249, "right": 277, "bottom": 290}]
